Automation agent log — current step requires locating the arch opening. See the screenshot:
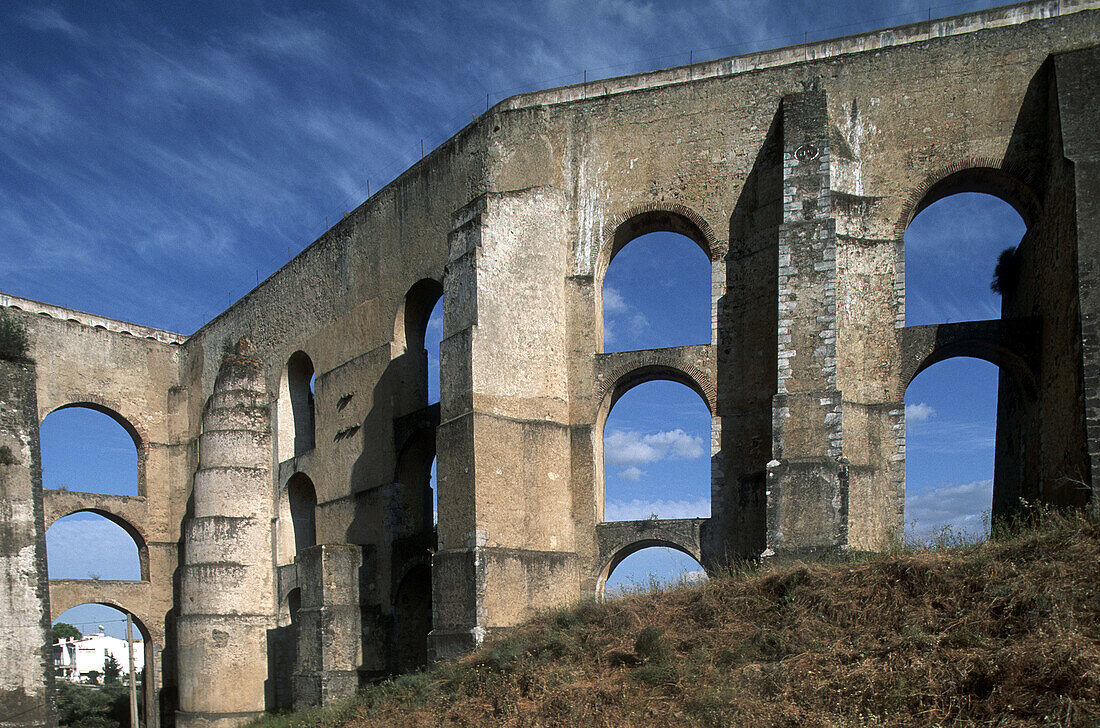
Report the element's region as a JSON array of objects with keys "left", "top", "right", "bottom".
[
  {"left": 905, "top": 357, "right": 1000, "bottom": 542},
  {"left": 903, "top": 189, "right": 1030, "bottom": 542},
  {"left": 396, "top": 279, "right": 444, "bottom": 405},
  {"left": 395, "top": 429, "right": 437, "bottom": 531},
  {"left": 271, "top": 588, "right": 302, "bottom": 711},
  {"left": 601, "top": 380, "right": 711, "bottom": 525},
  {"left": 46, "top": 512, "right": 145, "bottom": 581},
  {"left": 287, "top": 473, "right": 317, "bottom": 557},
  {"left": 602, "top": 545, "right": 706, "bottom": 597},
  {"left": 41, "top": 406, "right": 140, "bottom": 496},
  {"left": 51, "top": 604, "right": 154, "bottom": 728},
  {"left": 601, "top": 224, "right": 712, "bottom": 353},
  {"left": 904, "top": 190, "right": 1027, "bottom": 327},
  {"left": 278, "top": 351, "right": 316, "bottom": 461},
  {"left": 392, "top": 565, "right": 431, "bottom": 673}
]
